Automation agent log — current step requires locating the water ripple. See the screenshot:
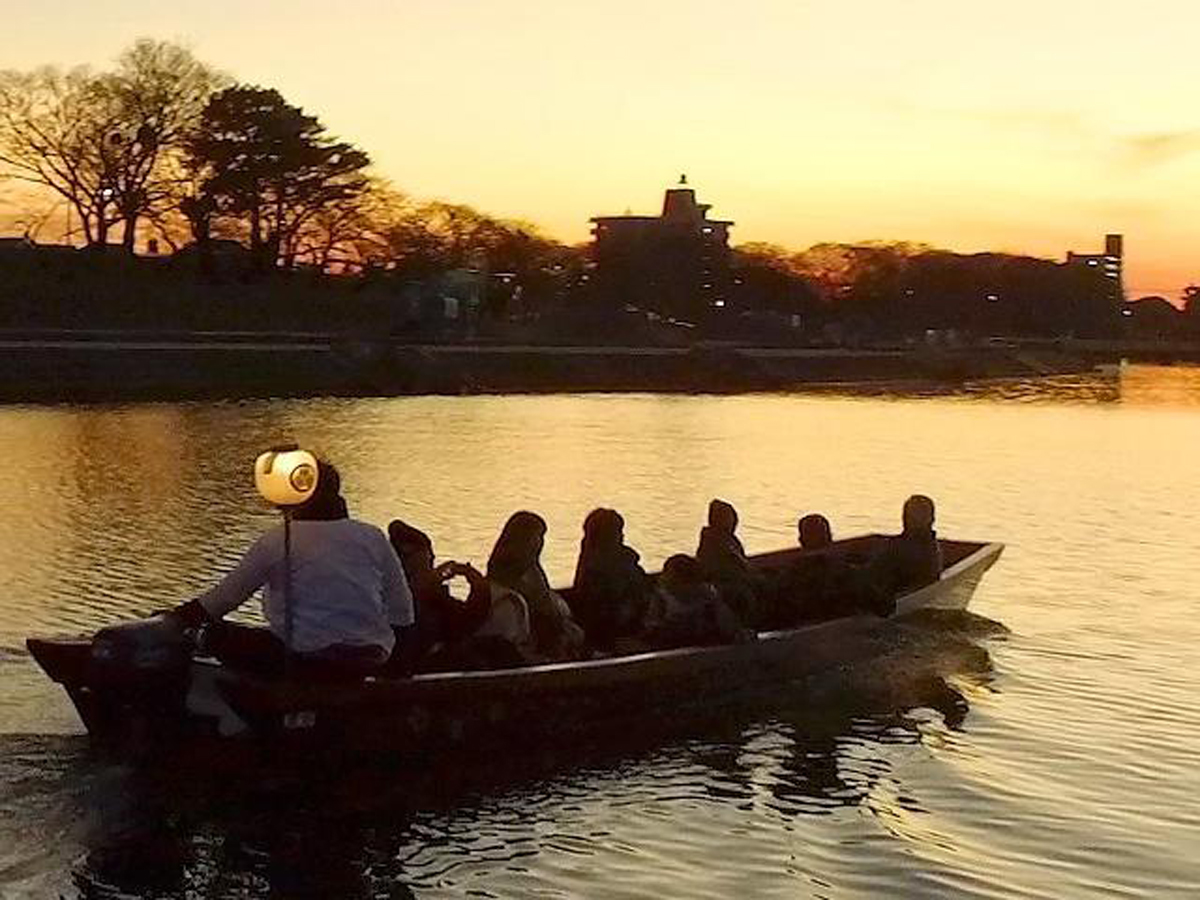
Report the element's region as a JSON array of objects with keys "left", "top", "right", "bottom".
[{"left": 3, "top": 372, "right": 1200, "bottom": 898}]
